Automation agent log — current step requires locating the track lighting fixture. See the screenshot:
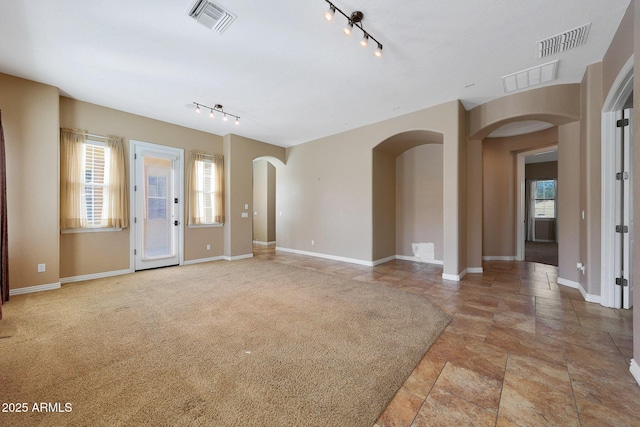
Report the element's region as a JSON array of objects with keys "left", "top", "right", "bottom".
[
  {"left": 323, "top": 1, "right": 383, "bottom": 58},
  {"left": 193, "top": 102, "right": 240, "bottom": 125}
]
